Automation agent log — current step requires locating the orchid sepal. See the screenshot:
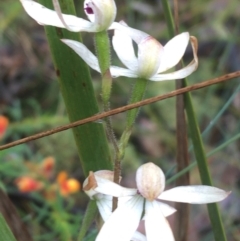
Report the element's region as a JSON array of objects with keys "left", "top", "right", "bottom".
[{"left": 20, "top": 0, "right": 116, "bottom": 32}]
